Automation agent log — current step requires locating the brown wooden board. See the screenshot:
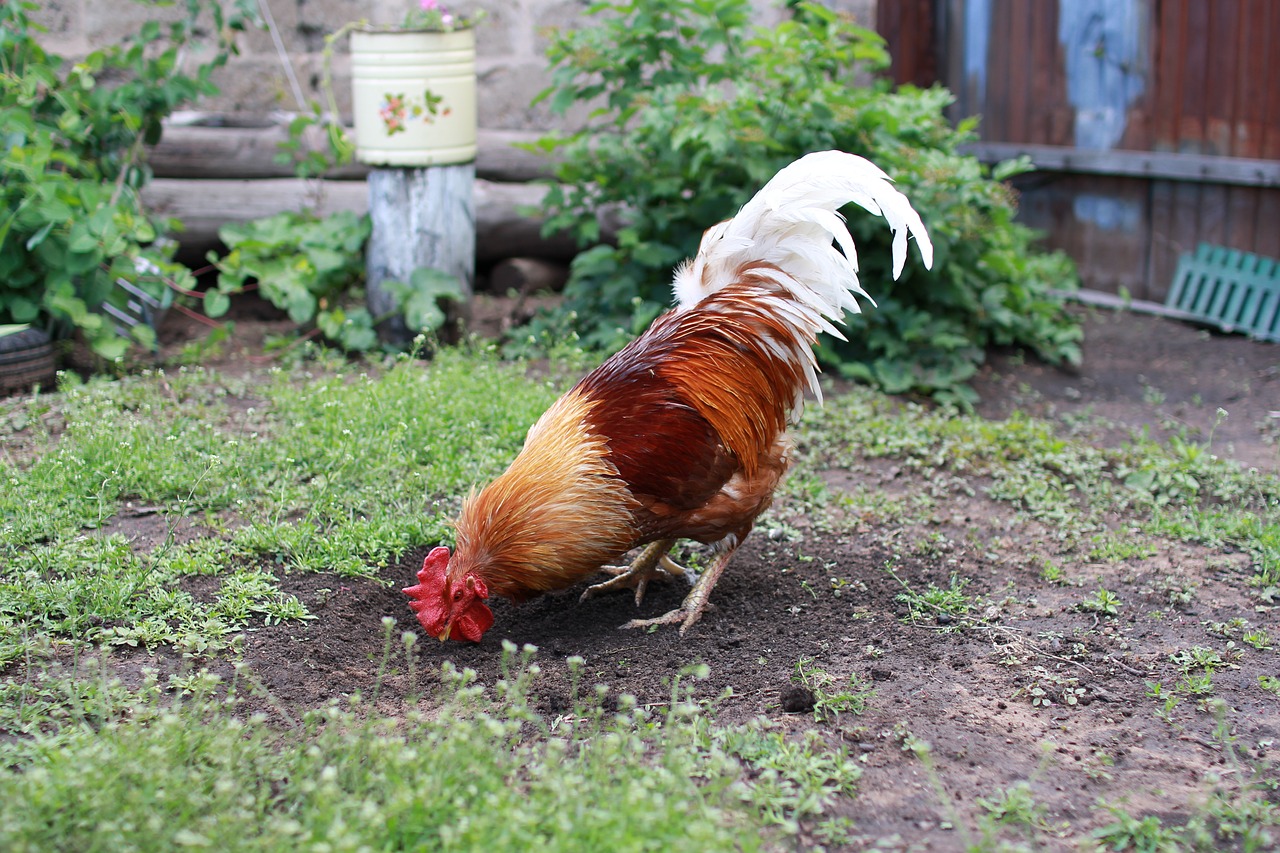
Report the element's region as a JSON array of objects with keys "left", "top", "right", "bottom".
[{"left": 875, "top": 0, "right": 1280, "bottom": 299}]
